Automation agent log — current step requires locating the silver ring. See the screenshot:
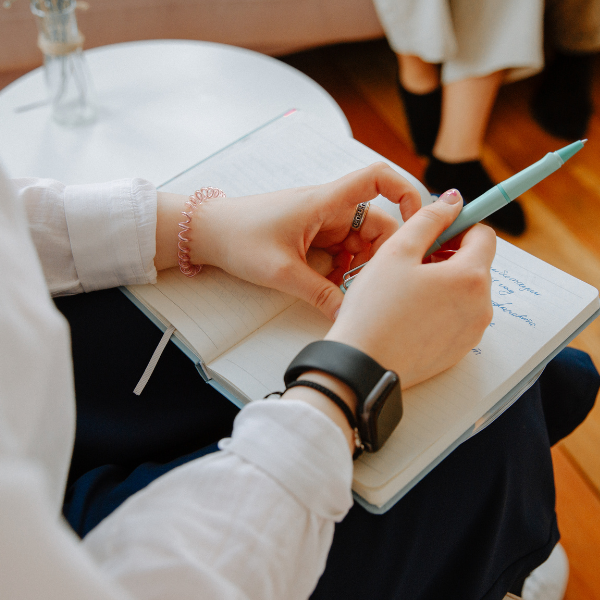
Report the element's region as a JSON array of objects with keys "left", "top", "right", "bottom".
[{"left": 351, "top": 202, "right": 370, "bottom": 231}]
